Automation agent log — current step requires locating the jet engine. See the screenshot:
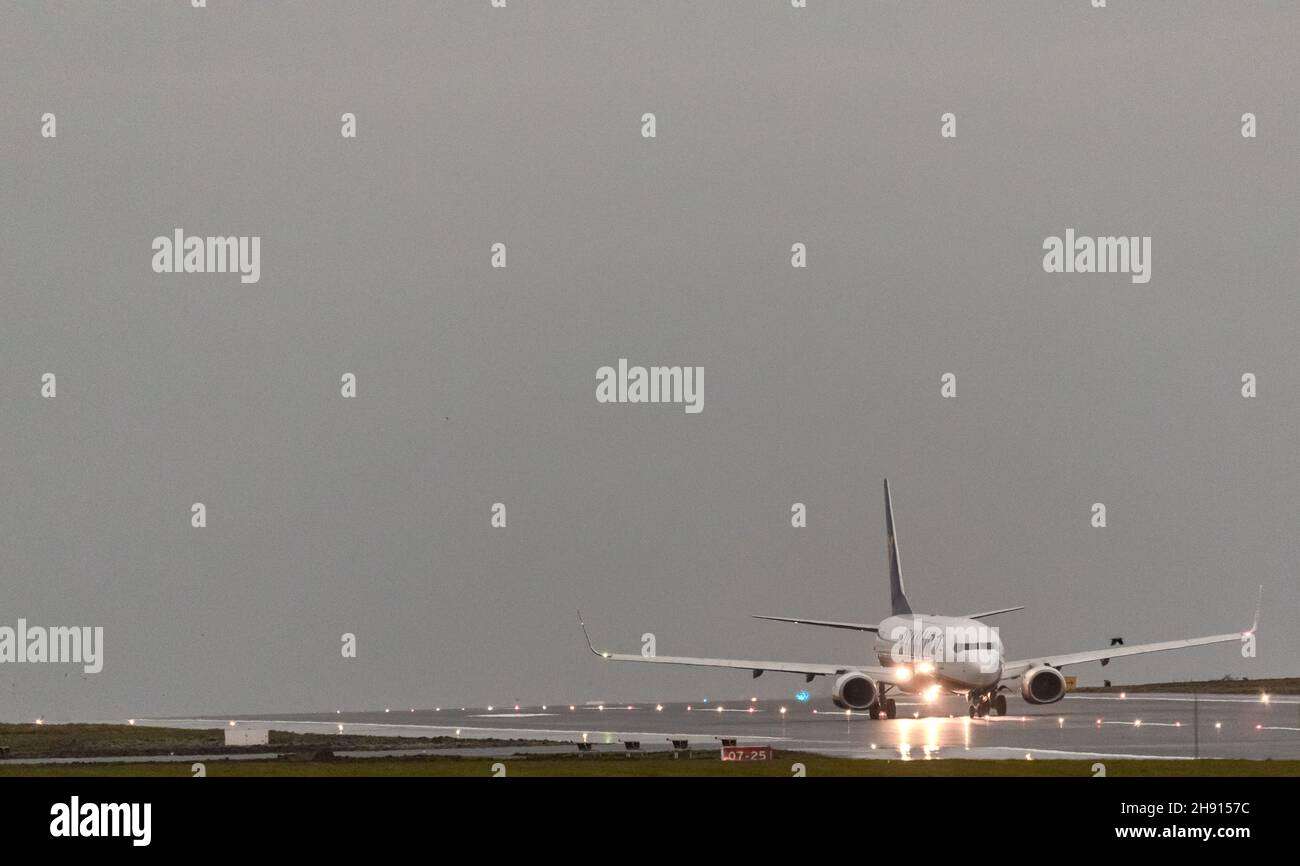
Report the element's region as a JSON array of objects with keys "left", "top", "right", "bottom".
[
  {"left": 1020, "top": 665, "right": 1067, "bottom": 705},
  {"left": 832, "top": 672, "right": 879, "bottom": 710}
]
